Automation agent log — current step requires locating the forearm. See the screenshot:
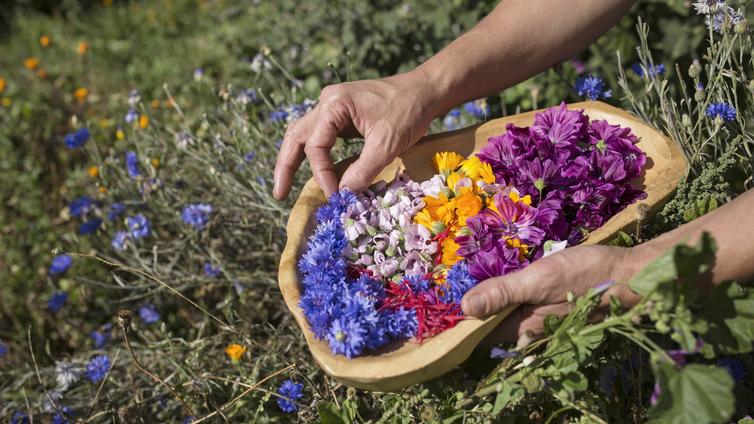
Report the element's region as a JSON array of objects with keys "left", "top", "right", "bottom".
[
  {"left": 631, "top": 189, "right": 754, "bottom": 285},
  {"left": 413, "top": 0, "right": 635, "bottom": 116}
]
